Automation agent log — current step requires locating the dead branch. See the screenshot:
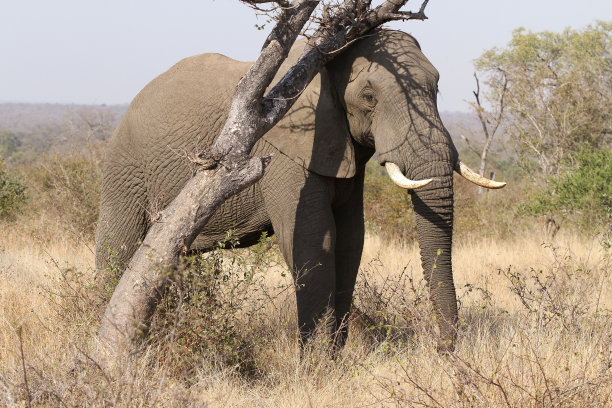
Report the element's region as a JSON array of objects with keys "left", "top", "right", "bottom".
[
  {"left": 241, "top": 0, "right": 291, "bottom": 15},
  {"left": 470, "top": 70, "right": 508, "bottom": 192},
  {"left": 243, "top": 0, "right": 290, "bottom": 6}
]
